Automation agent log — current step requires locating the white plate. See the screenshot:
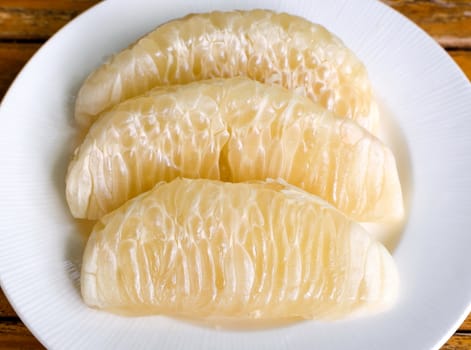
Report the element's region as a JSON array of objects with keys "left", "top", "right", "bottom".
[{"left": 1, "top": 0, "right": 470, "bottom": 349}]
